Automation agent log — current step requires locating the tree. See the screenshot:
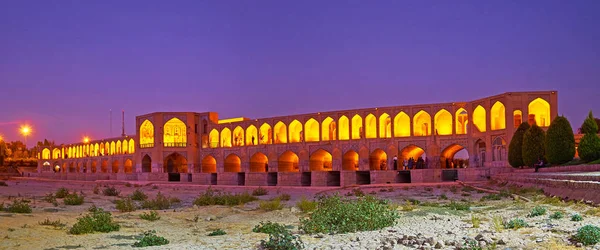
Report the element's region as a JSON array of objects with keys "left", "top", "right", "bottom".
[
  {"left": 508, "top": 122, "right": 530, "bottom": 168},
  {"left": 545, "top": 116, "right": 575, "bottom": 165},
  {"left": 522, "top": 124, "right": 546, "bottom": 167},
  {"left": 580, "top": 111, "right": 599, "bottom": 134},
  {"left": 578, "top": 111, "right": 600, "bottom": 162}
]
